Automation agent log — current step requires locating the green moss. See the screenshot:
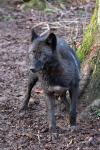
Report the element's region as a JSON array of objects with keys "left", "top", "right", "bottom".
[
  {"left": 77, "top": 0, "right": 98, "bottom": 62},
  {"left": 76, "top": 48, "right": 85, "bottom": 62}
]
